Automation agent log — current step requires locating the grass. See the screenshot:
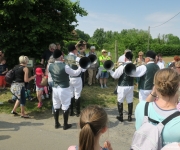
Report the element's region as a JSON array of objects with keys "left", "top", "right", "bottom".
[
  {"left": 0, "top": 78, "right": 139, "bottom": 115},
  {"left": 0, "top": 56, "right": 174, "bottom": 115}
]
